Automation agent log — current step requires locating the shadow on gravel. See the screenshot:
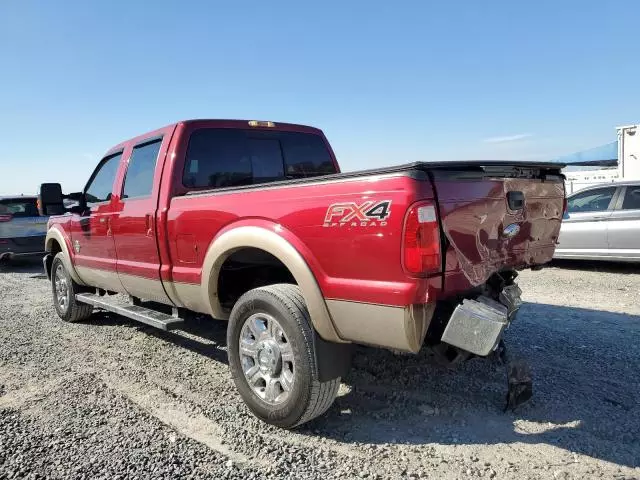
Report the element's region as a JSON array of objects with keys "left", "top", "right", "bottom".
[
  {"left": 78, "top": 298, "right": 639, "bottom": 468},
  {"left": 0, "top": 257, "right": 46, "bottom": 277},
  {"left": 82, "top": 311, "right": 230, "bottom": 365},
  {"left": 552, "top": 259, "right": 640, "bottom": 275},
  {"left": 146, "top": 316, "right": 230, "bottom": 365},
  {"left": 300, "top": 302, "right": 640, "bottom": 468}
]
